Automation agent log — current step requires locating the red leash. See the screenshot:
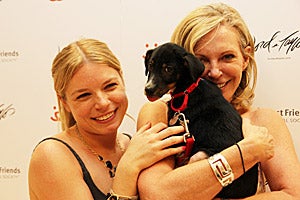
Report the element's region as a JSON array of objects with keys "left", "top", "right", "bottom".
[
  {"left": 170, "top": 77, "right": 202, "bottom": 166},
  {"left": 175, "top": 133, "right": 195, "bottom": 166}
]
